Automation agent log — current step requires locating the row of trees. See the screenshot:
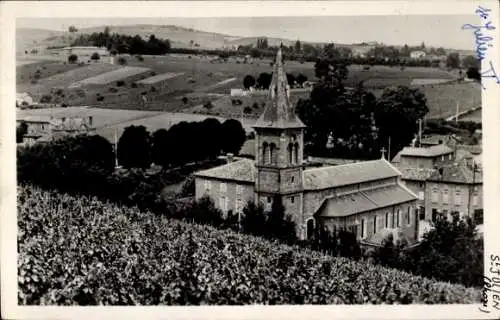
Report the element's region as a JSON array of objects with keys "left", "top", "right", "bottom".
[
  {"left": 117, "top": 118, "right": 246, "bottom": 169},
  {"left": 72, "top": 27, "right": 171, "bottom": 55},
  {"left": 242, "top": 73, "right": 308, "bottom": 90}
]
